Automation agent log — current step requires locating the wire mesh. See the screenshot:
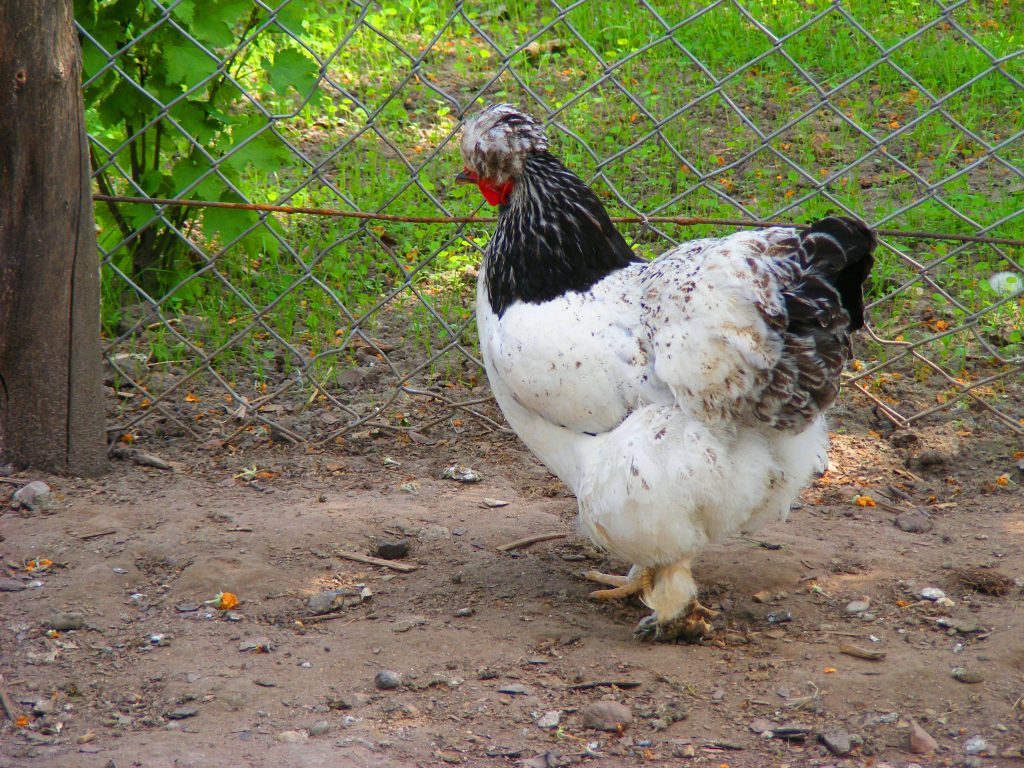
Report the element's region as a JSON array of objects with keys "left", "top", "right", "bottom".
[{"left": 77, "top": 0, "right": 1024, "bottom": 447}]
